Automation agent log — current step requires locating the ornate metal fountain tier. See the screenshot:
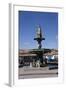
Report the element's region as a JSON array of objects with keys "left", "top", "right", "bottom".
[{"left": 34, "top": 26, "right": 45, "bottom": 49}]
